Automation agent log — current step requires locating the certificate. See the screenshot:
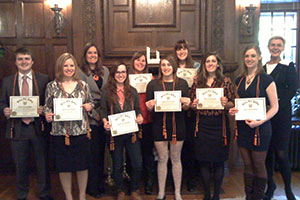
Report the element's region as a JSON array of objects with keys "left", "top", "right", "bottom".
[
  {"left": 108, "top": 110, "right": 139, "bottom": 137},
  {"left": 10, "top": 96, "right": 39, "bottom": 118},
  {"left": 154, "top": 91, "right": 182, "bottom": 112},
  {"left": 129, "top": 73, "right": 152, "bottom": 93},
  {"left": 54, "top": 98, "right": 82, "bottom": 121},
  {"left": 176, "top": 68, "right": 197, "bottom": 87},
  {"left": 235, "top": 98, "right": 266, "bottom": 120},
  {"left": 196, "top": 88, "right": 224, "bottom": 110}
]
